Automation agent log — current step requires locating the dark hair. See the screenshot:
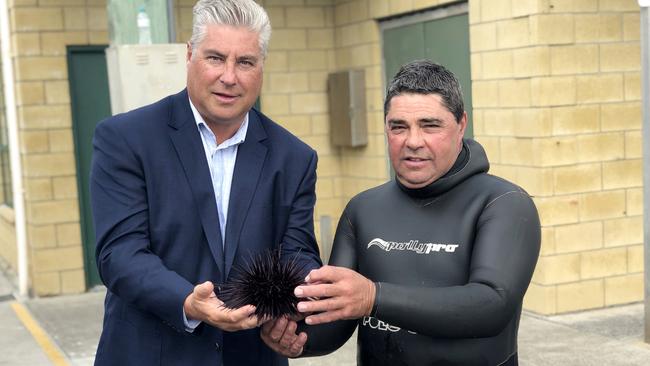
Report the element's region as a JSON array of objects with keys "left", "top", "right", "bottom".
[{"left": 384, "top": 60, "right": 465, "bottom": 122}]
